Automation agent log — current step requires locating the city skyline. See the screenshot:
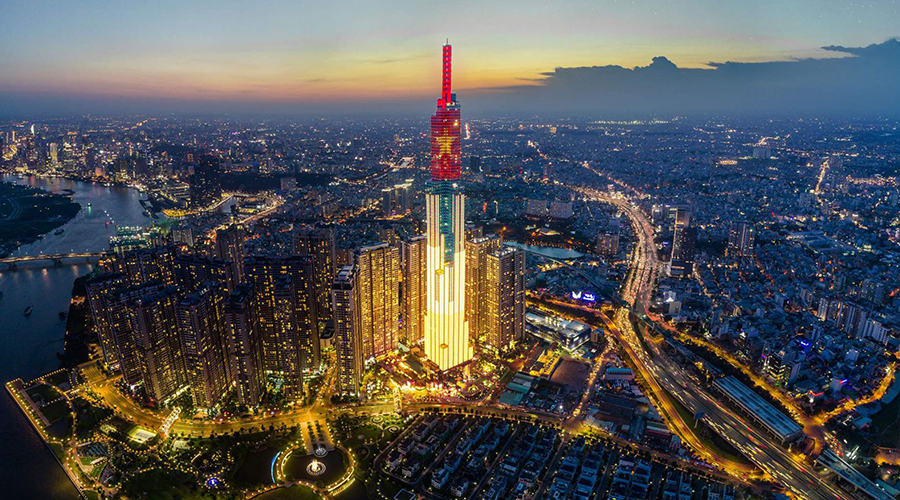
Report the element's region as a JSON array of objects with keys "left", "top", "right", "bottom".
[
  {"left": 3, "top": 1, "right": 900, "bottom": 116},
  {"left": 3, "top": 5, "right": 900, "bottom": 500}
]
